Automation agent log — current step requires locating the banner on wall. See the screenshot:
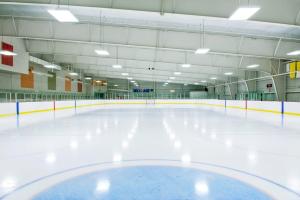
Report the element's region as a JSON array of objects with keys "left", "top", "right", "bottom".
[
  {"left": 287, "top": 61, "right": 300, "bottom": 79},
  {"left": 21, "top": 66, "right": 34, "bottom": 89},
  {"left": 65, "top": 76, "right": 71, "bottom": 92},
  {"left": 1, "top": 42, "right": 14, "bottom": 66},
  {"left": 0, "top": 37, "right": 29, "bottom": 74},
  {"left": 78, "top": 80, "right": 82, "bottom": 92},
  {"left": 48, "top": 72, "right": 56, "bottom": 90}
]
